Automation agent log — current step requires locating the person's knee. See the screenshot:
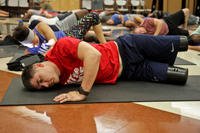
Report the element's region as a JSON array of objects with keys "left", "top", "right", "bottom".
[
  {"left": 27, "top": 10, "right": 33, "bottom": 16},
  {"left": 75, "top": 9, "right": 89, "bottom": 20},
  {"left": 182, "top": 8, "right": 189, "bottom": 13},
  {"left": 183, "top": 8, "right": 190, "bottom": 17},
  {"left": 81, "top": 9, "right": 89, "bottom": 15},
  {"left": 88, "top": 12, "right": 100, "bottom": 25}
]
